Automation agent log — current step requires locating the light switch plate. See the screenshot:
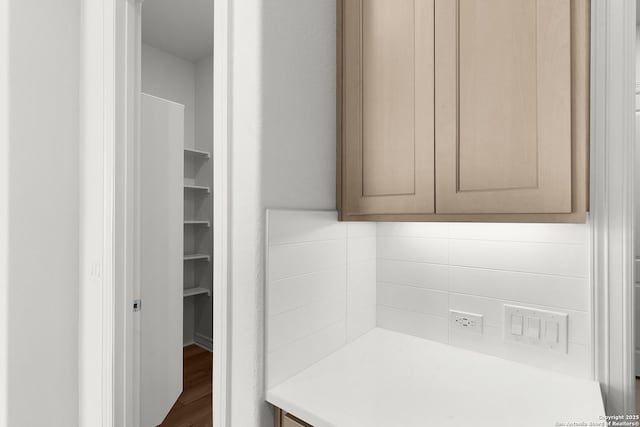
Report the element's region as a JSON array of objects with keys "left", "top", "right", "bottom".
[
  {"left": 450, "top": 310, "right": 483, "bottom": 334},
  {"left": 504, "top": 305, "right": 568, "bottom": 353}
]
